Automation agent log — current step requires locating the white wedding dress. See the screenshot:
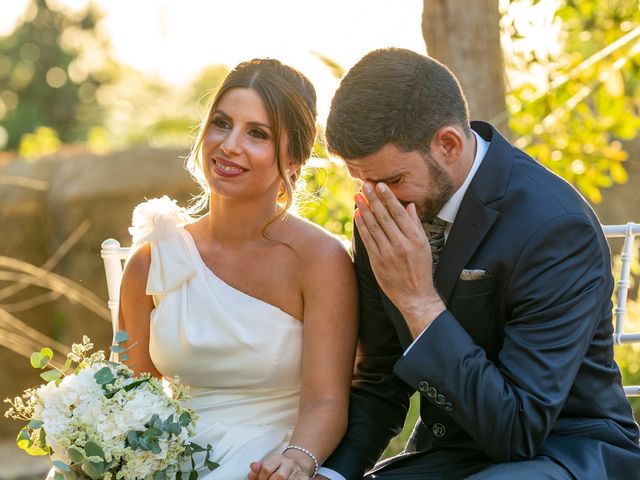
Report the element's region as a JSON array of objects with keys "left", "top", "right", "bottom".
[{"left": 129, "top": 197, "right": 303, "bottom": 479}]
